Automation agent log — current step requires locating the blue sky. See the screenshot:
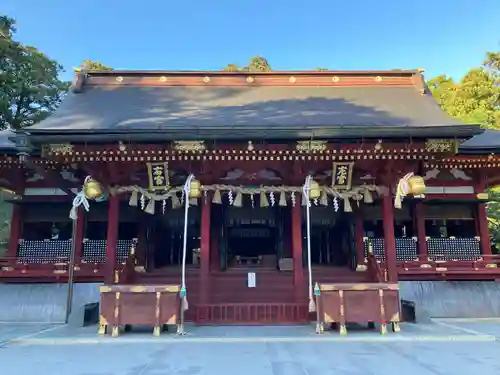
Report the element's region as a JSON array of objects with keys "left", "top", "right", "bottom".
[{"left": 3, "top": 0, "right": 499, "bottom": 81}]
